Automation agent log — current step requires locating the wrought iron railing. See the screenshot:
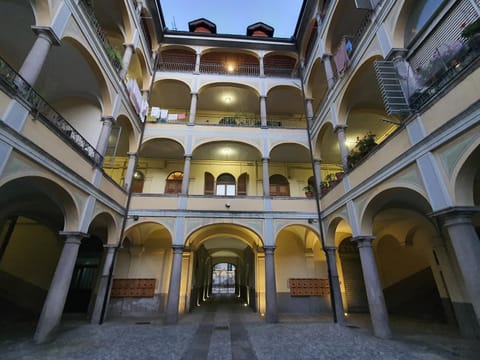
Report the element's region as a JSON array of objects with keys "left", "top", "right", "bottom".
[
  {"left": 264, "top": 66, "right": 299, "bottom": 78},
  {"left": 0, "top": 57, "right": 103, "bottom": 166},
  {"left": 409, "top": 39, "right": 480, "bottom": 110},
  {"left": 158, "top": 61, "right": 195, "bottom": 73},
  {"left": 199, "top": 62, "right": 260, "bottom": 76},
  {"left": 78, "top": 0, "right": 122, "bottom": 72}
]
